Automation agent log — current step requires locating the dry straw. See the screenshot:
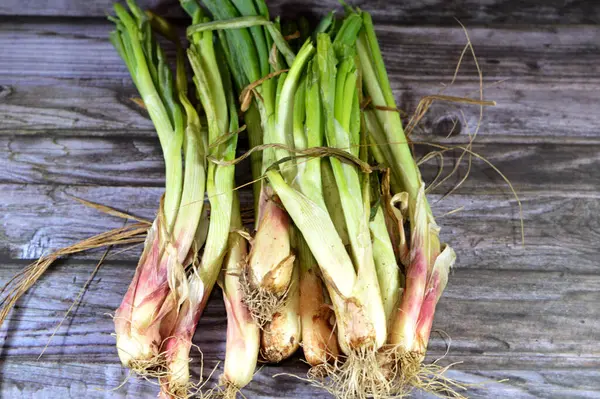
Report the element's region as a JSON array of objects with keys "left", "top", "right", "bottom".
[{"left": 0, "top": 197, "right": 150, "bottom": 328}]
